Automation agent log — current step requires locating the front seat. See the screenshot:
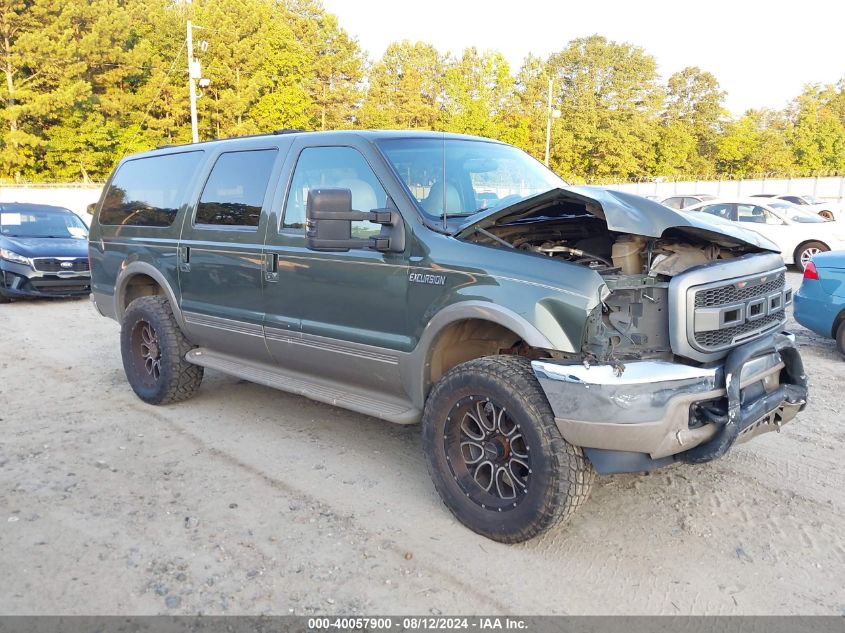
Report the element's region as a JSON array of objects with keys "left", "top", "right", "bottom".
[
  {"left": 422, "top": 180, "right": 463, "bottom": 215},
  {"left": 337, "top": 178, "right": 378, "bottom": 212}
]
